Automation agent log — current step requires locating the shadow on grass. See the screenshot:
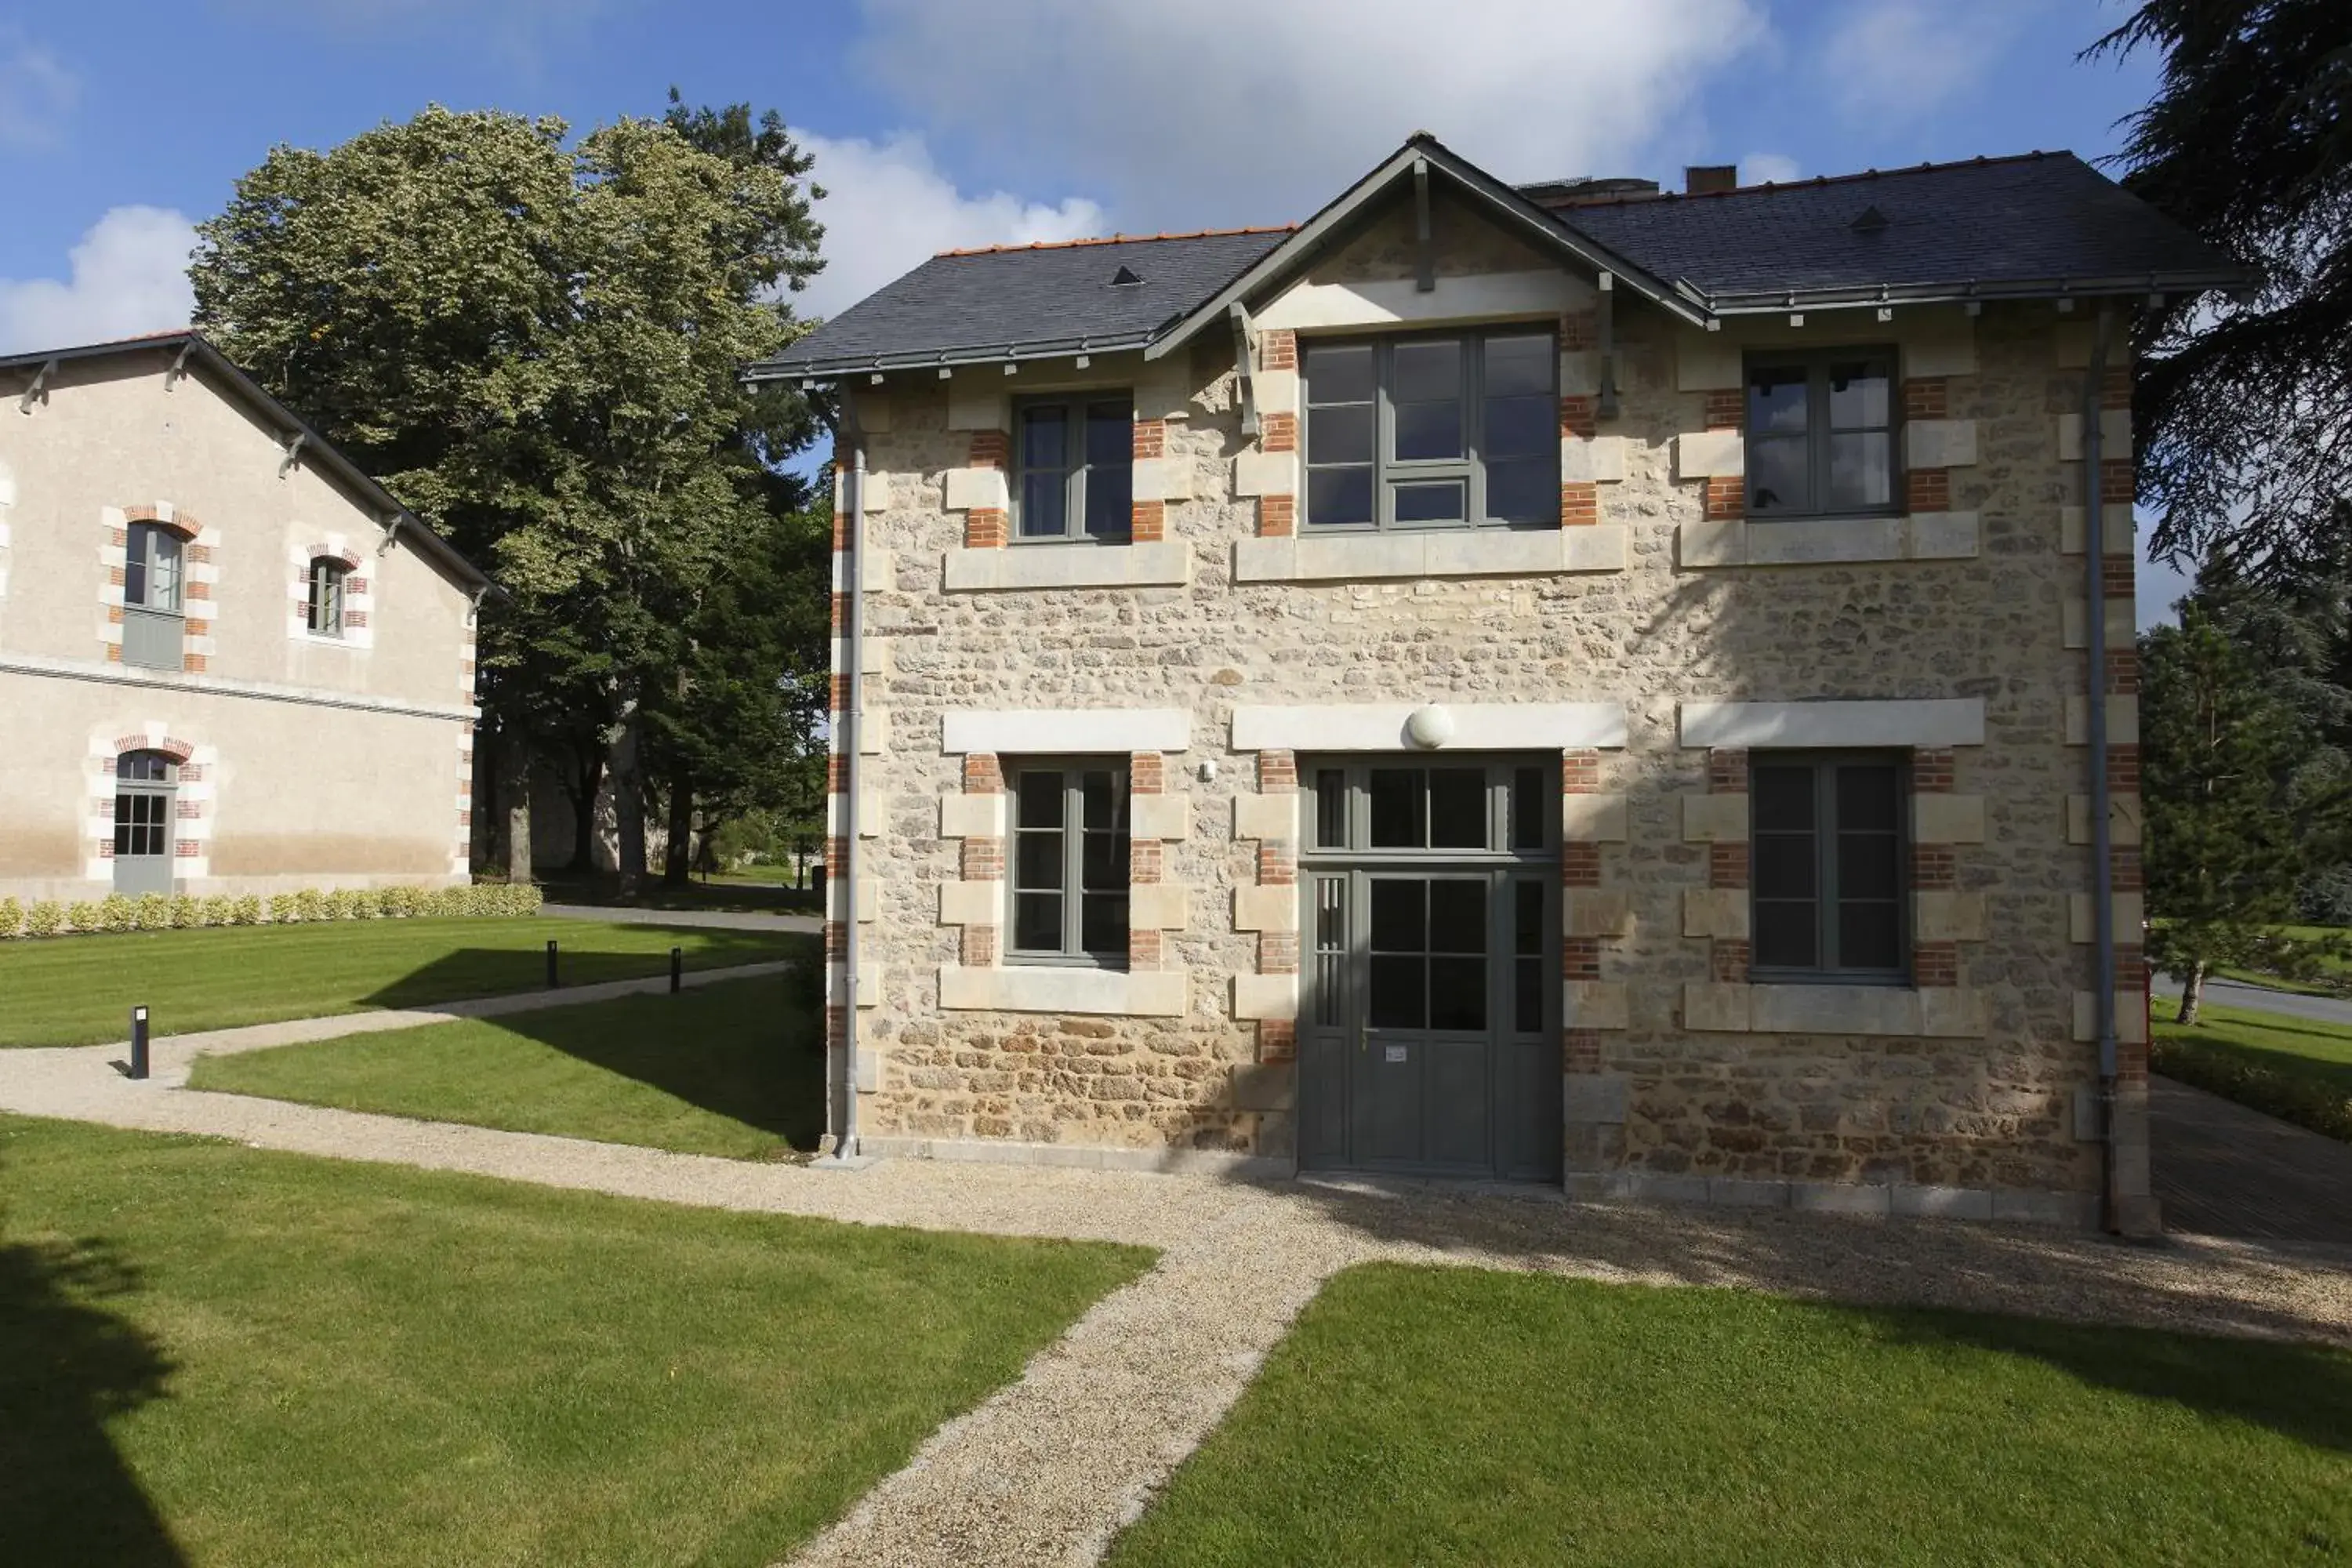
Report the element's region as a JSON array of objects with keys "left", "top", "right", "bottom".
[
  {"left": 535, "top": 873, "right": 823, "bottom": 918},
  {"left": 360, "top": 931, "right": 801, "bottom": 1013},
  {"left": 0, "top": 1236, "right": 183, "bottom": 1564}
]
